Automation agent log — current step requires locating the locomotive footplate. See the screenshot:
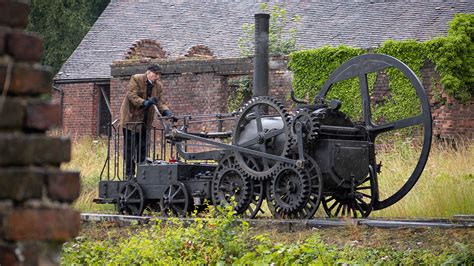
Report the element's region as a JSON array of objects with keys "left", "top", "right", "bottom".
[
  {"left": 95, "top": 162, "right": 216, "bottom": 210},
  {"left": 135, "top": 162, "right": 215, "bottom": 200}
]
